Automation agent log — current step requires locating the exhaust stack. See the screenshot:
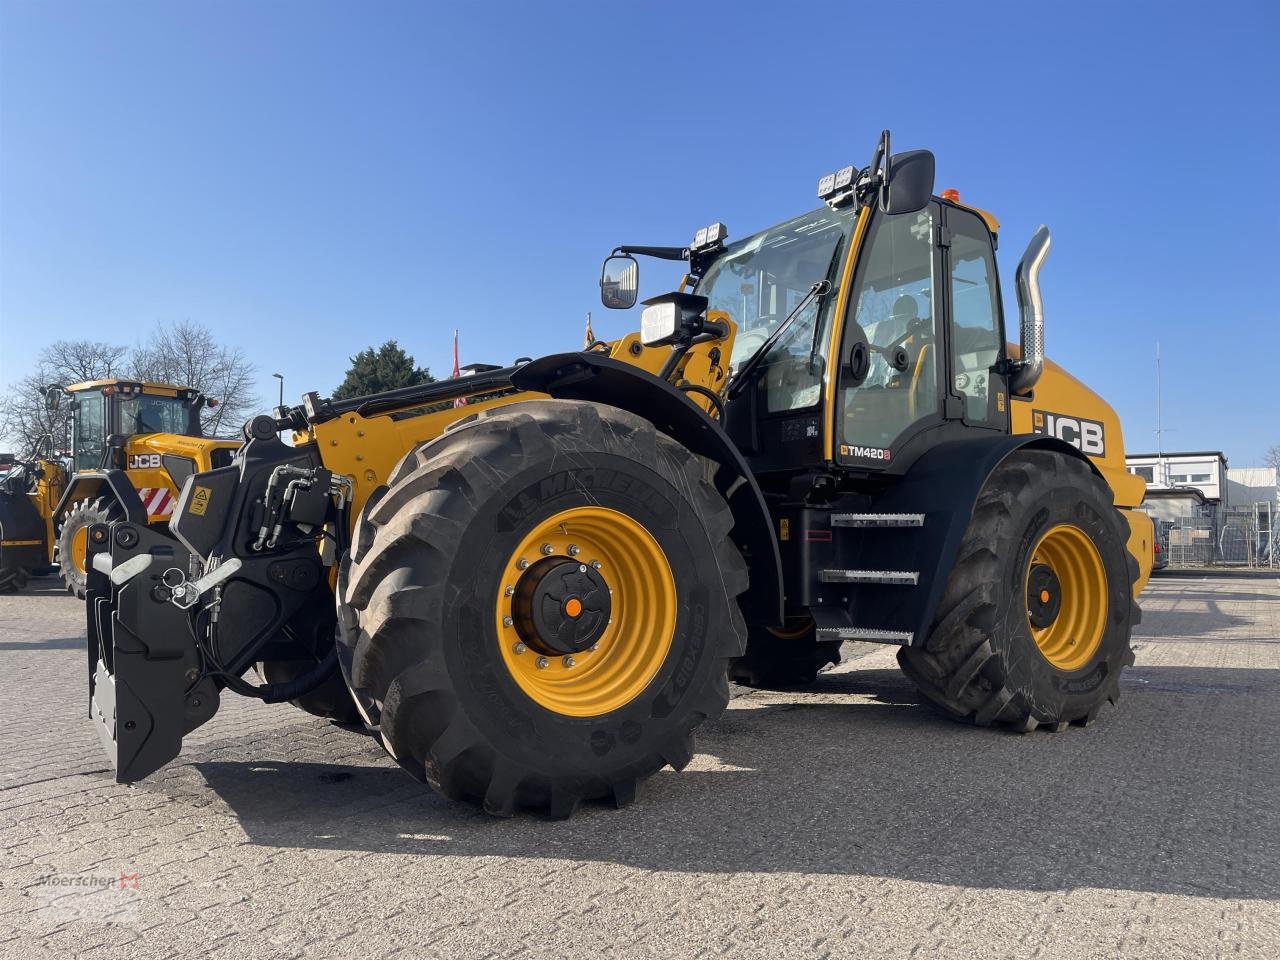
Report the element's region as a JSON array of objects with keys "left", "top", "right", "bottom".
[{"left": 1010, "top": 225, "right": 1051, "bottom": 396}]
